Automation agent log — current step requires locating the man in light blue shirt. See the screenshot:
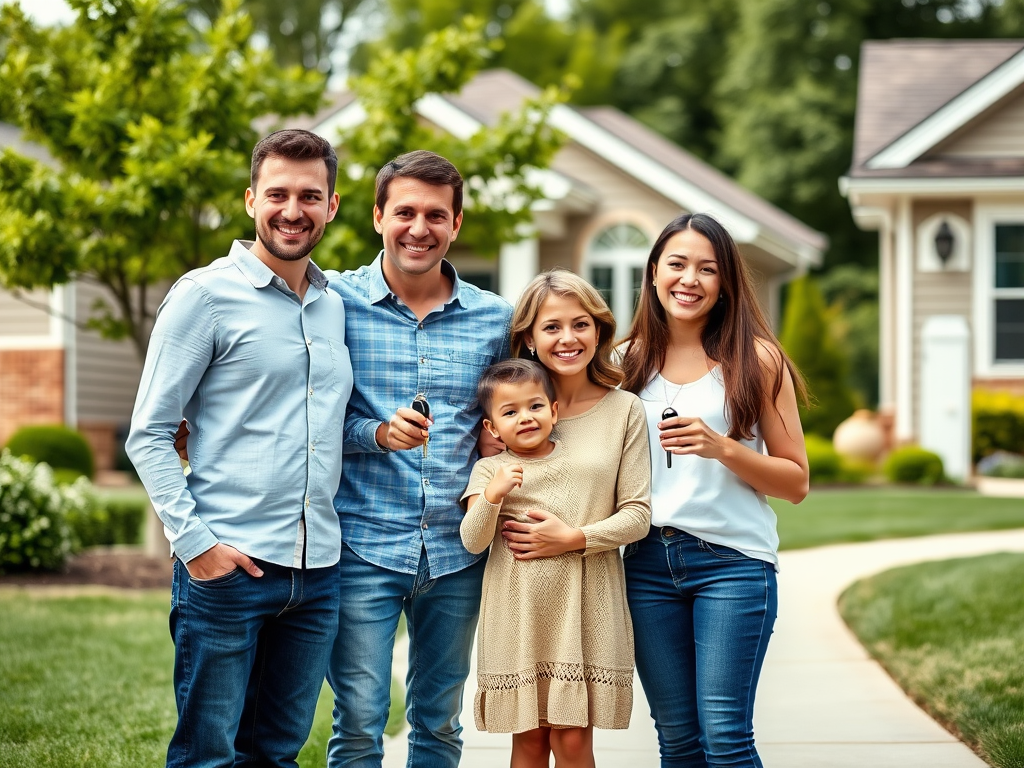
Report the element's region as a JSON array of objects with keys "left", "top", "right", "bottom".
[
  {"left": 127, "top": 129, "right": 353, "bottom": 768},
  {"left": 325, "top": 151, "right": 511, "bottom": 768}
]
